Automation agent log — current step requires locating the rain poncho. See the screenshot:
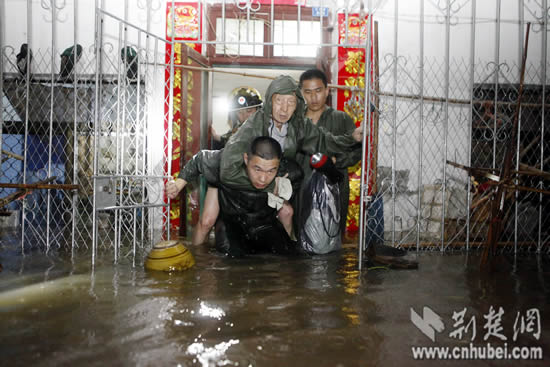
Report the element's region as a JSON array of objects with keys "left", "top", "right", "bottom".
[{"left": 220, "top": 75, "right": 359, "bottom": 193}]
